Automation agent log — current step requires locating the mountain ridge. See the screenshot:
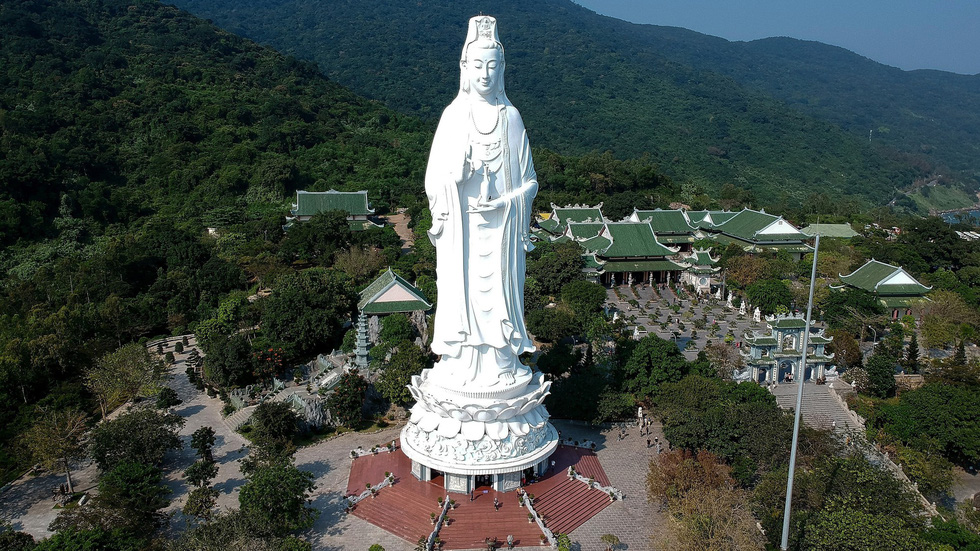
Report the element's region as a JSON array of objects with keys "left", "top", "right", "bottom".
[{"left": 167, "top": 0, "right": 970, "bottom": 205}]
